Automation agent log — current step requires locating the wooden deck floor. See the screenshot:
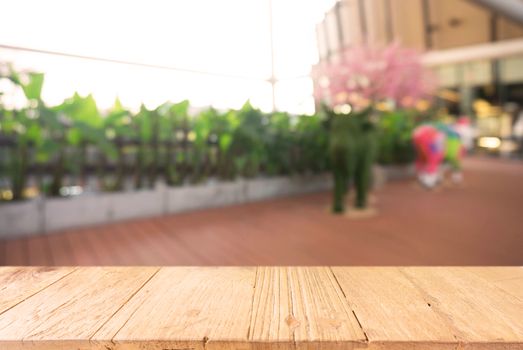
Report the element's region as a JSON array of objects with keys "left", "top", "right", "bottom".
[{"left": 1, "top": 157, "right": 522, "bottom": 266}]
